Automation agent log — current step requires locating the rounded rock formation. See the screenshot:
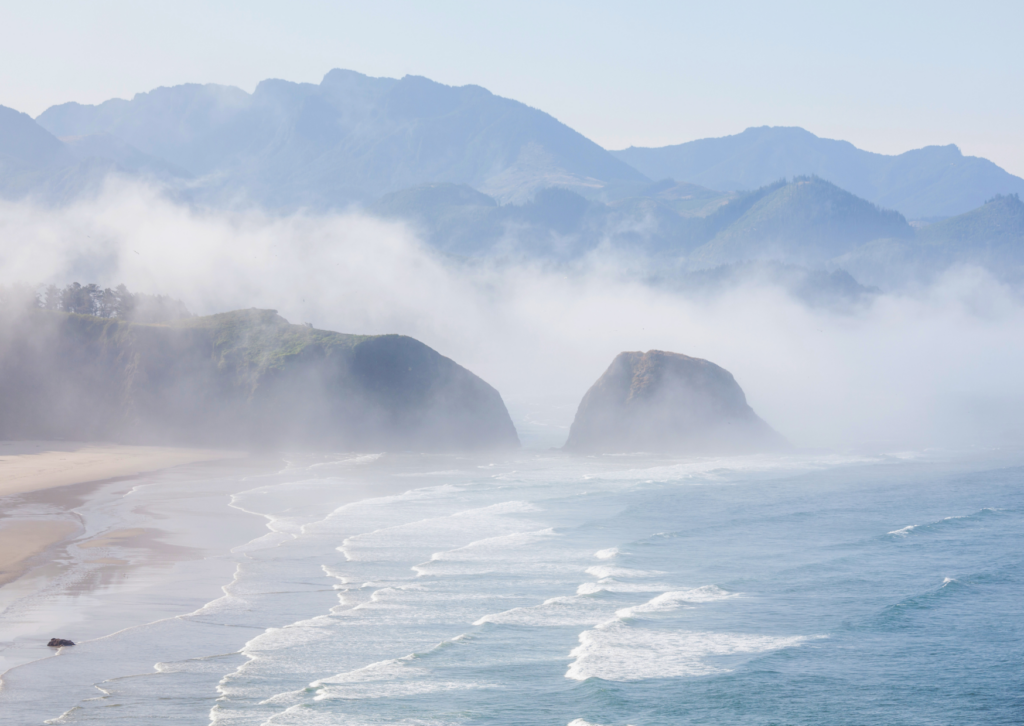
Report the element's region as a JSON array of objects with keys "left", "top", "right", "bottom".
[{"left": 564, "top": 350, "right": 787, "bottom": 454}]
